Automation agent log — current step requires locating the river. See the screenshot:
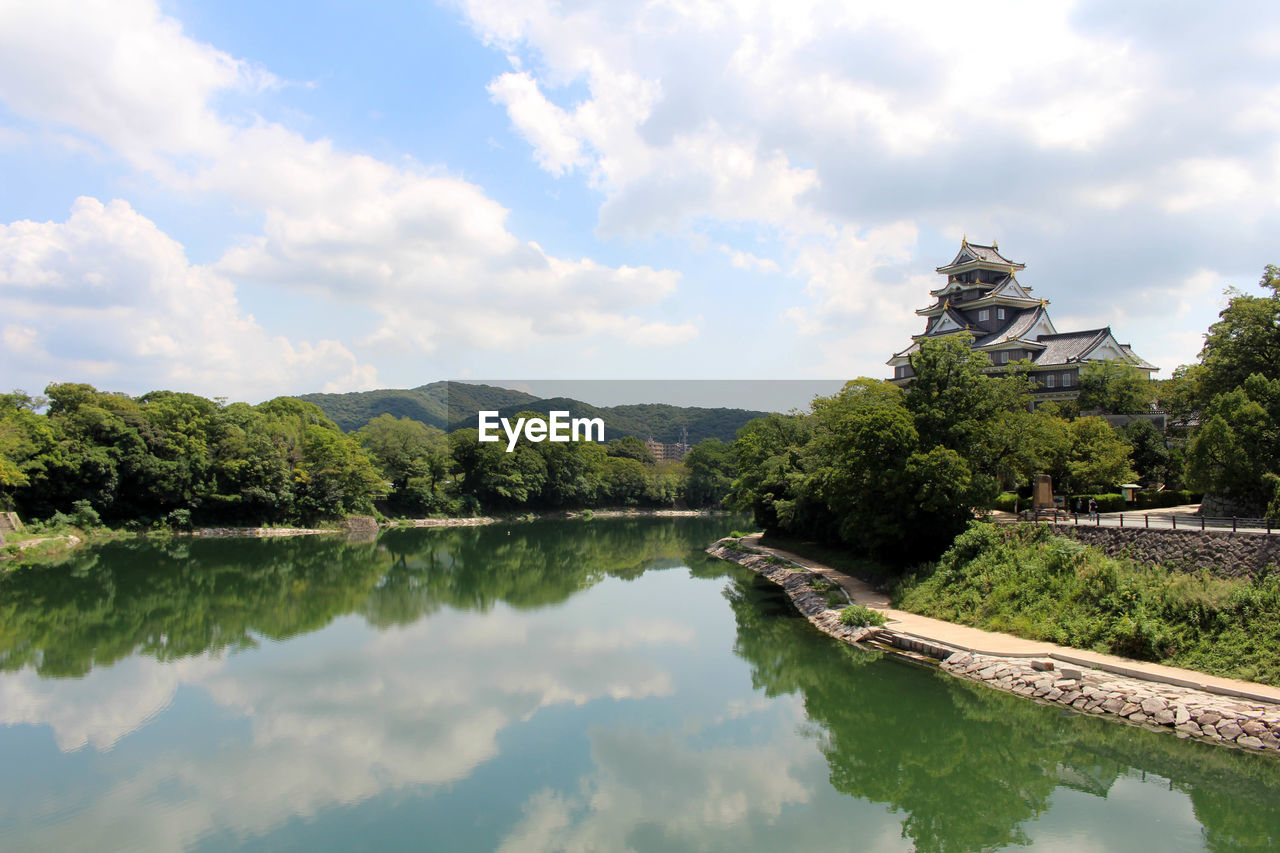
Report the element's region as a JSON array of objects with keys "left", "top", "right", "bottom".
[{"left": 0, "top": 517, "right": 1277, "bottom": 851}]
